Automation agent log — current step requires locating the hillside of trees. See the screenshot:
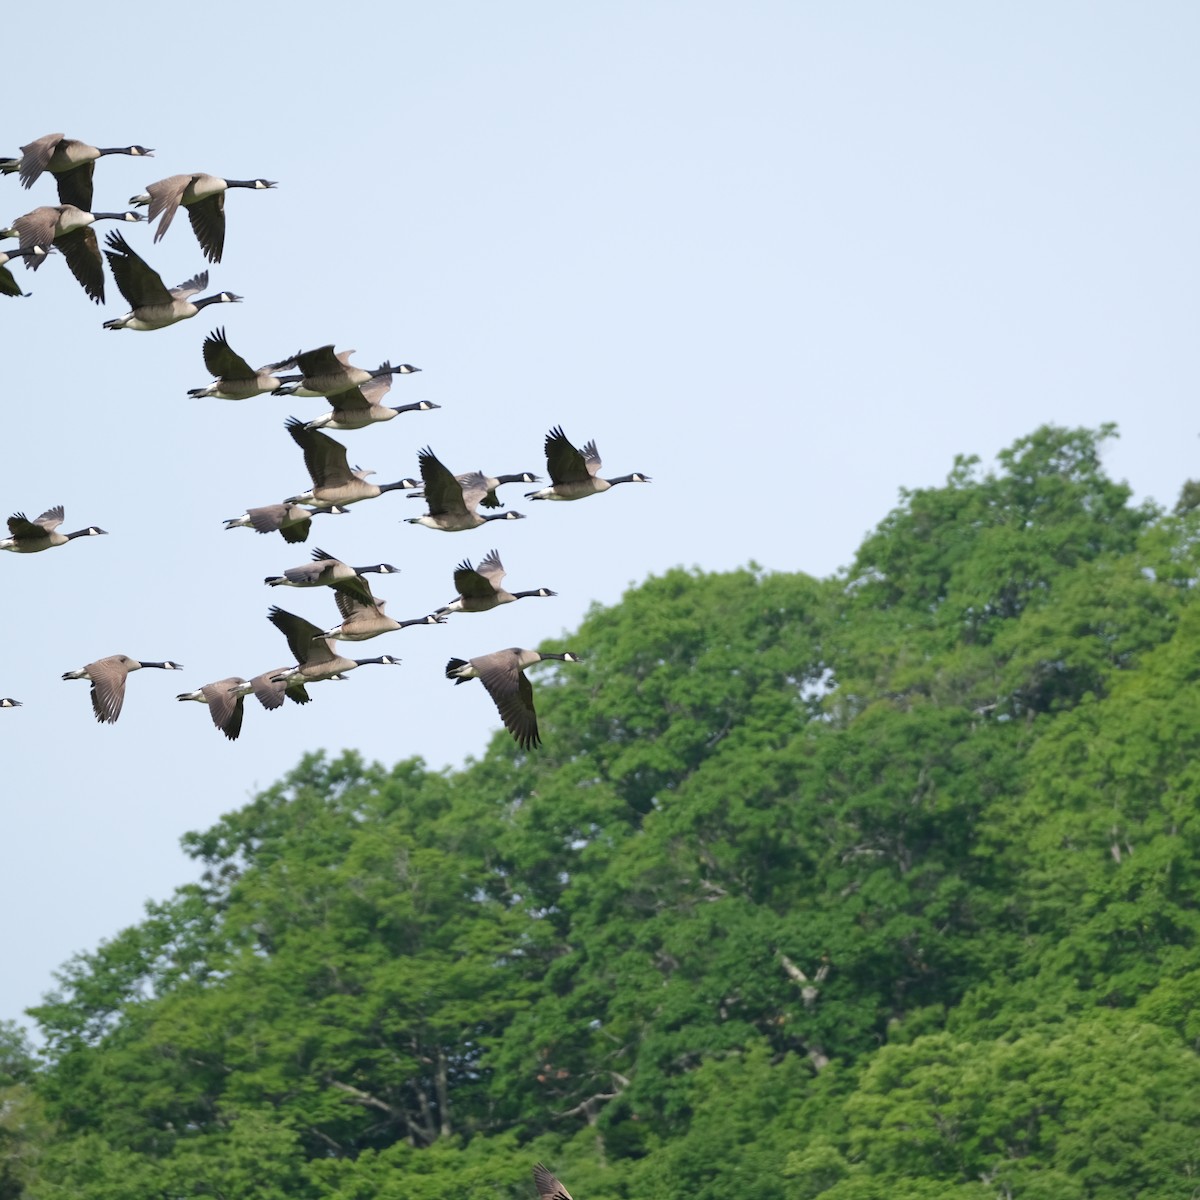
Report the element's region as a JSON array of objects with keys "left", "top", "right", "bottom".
[{"left": 4, "top": 424, "right": 1200, "bottom": 1199}]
